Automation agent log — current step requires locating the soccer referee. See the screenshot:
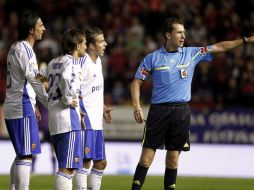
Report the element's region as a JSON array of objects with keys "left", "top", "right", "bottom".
[{"left": 130, "top": 17, "right": 254, "bottom": 190}]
